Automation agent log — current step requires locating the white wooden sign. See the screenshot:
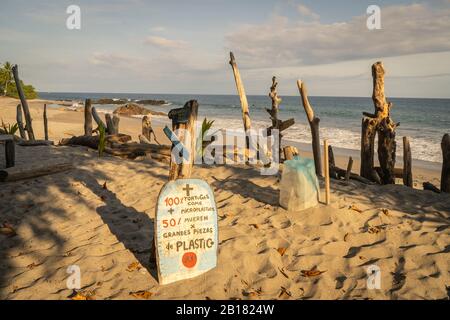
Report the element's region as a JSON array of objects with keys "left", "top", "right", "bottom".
[{"left": 155, "top": 178, "right": 218, "bottom": 285}]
